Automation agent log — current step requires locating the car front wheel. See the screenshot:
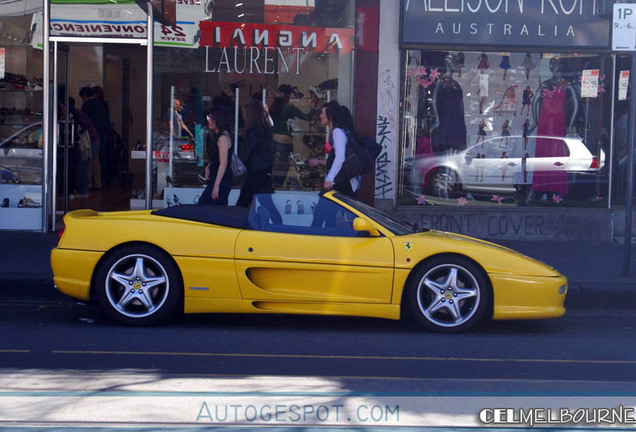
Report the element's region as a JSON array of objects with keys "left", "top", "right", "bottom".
[
  {"left": 428, "top": 168, "right": 458, "bottom": 198},
  {"left": 95, "top": 245, "right": 181, "bottom": 325},
  {"left": 406, "top": 256, "right": 490, "bottom": 332}
]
